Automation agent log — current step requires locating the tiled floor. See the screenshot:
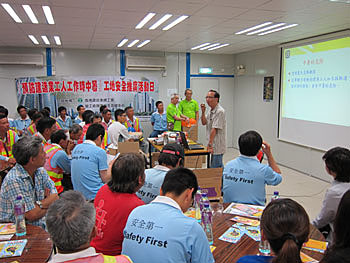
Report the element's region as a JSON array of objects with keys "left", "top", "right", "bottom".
[{"left": 222, "top": 148, "right": 331, "bottom": 220}]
